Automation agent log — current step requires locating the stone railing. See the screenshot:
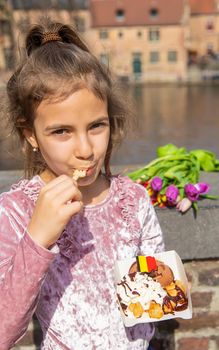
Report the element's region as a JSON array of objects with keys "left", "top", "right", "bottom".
[{"left": 0, "top": 168, "right": 218, "bottom": 350}]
